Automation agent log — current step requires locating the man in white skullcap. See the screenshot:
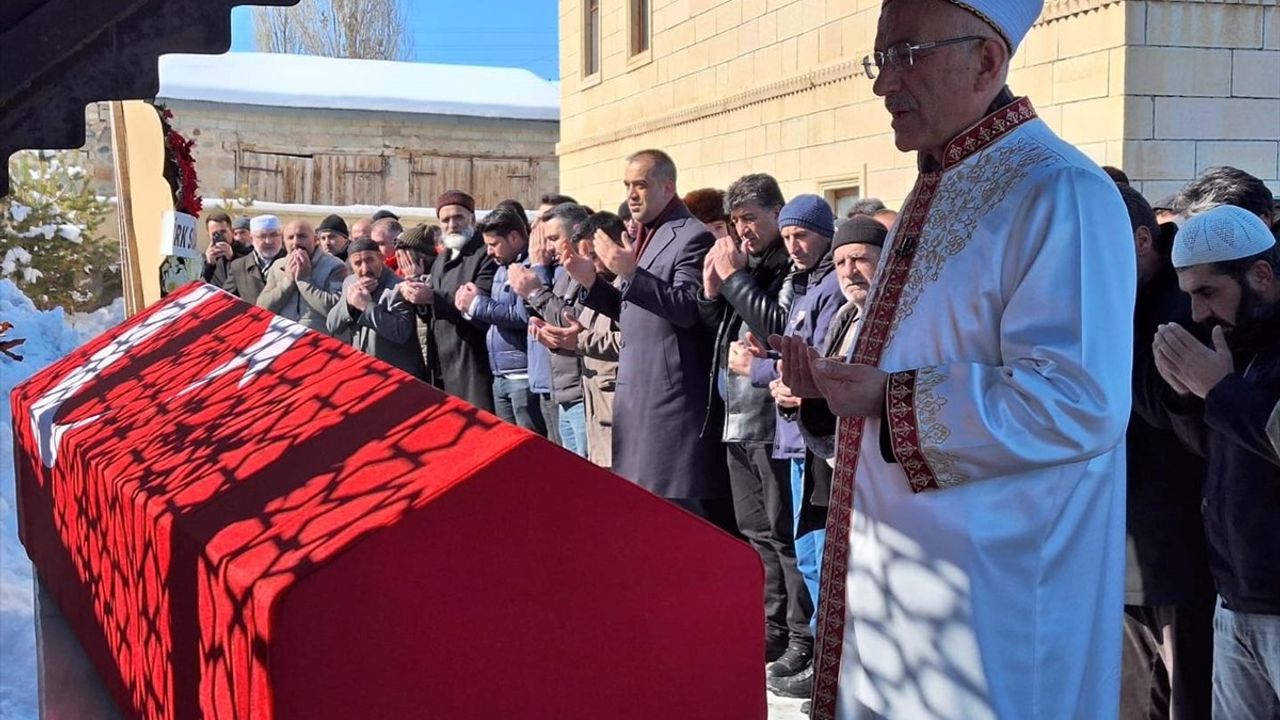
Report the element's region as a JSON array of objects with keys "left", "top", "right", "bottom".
[
  {"left": 1153, "top": 205, "right": 1280, "bottom": 719},
  {"left": 770, "top": 0, "right": 1137, "bottom": 716},
  {"left": 222, "top": 214, "right": 285, "bottom": 305}
]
